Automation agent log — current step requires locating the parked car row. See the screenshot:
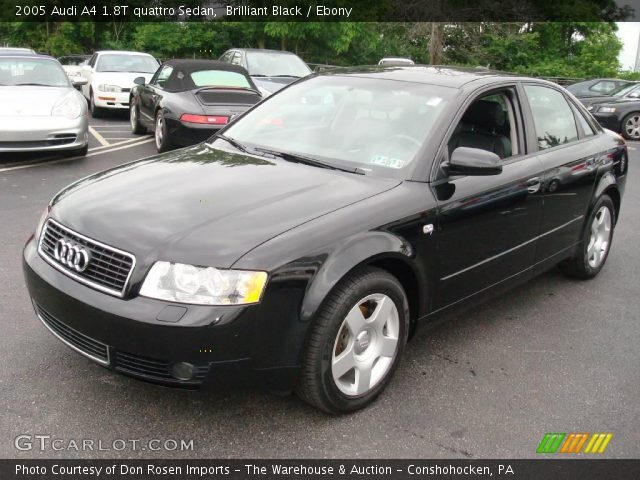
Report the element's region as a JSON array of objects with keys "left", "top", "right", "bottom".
[{"left": 569, "top": 77, "right": 640, "bottom": 140}]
